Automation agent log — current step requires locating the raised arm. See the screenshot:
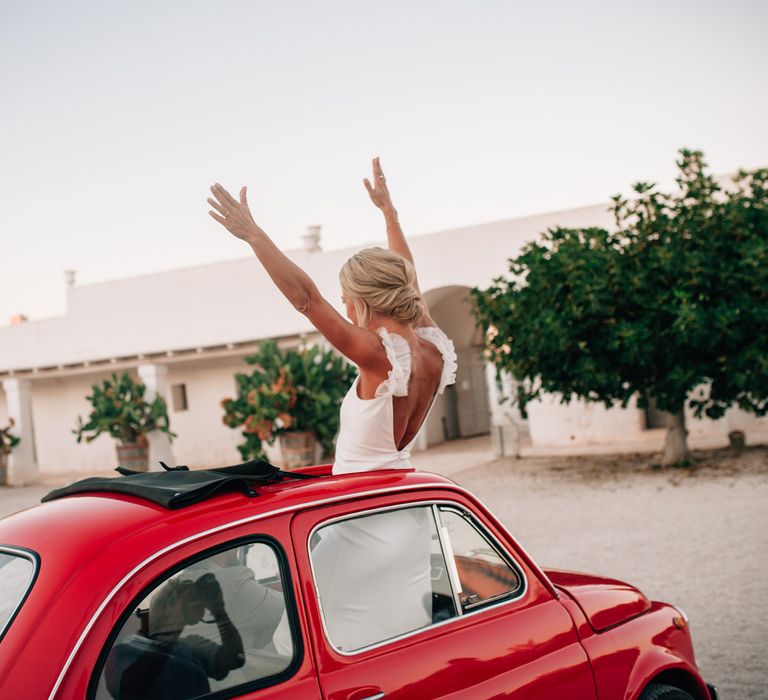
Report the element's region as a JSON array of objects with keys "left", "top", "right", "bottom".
[
  {"left": 363, "top": 158, "right": 419, "bottom": 287},
  {"left": 208, "top": 184, "right": 385, "bottom": 368},
  {"left": 364, "top": 158, "right": 435, "bottom": 326}
]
